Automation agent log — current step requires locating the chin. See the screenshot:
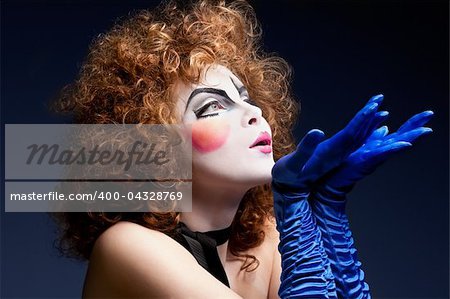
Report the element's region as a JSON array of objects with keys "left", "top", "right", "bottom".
[
  {"left": 243, "top": 170, "right": 273, "bottom": 188},
  {"left": 192, "top": 160, "right": 274, "bottom": 188},
  {"left": 242, "top": 160, "right": 274, "bottom": 185}
]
